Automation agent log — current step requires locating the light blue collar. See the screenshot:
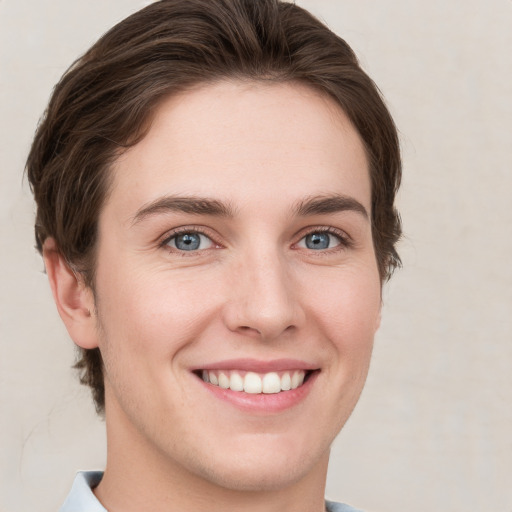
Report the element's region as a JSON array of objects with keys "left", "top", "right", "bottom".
[{"left": 59, "top": 471, "right": 106, "bottom": 512}]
